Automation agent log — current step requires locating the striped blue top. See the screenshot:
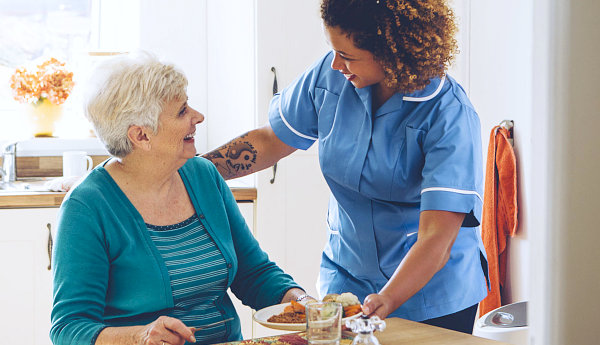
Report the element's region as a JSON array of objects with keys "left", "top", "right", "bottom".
[{"left": 147, "top": 214, "right": 229, "bottom": 344}]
